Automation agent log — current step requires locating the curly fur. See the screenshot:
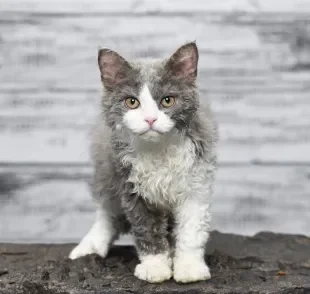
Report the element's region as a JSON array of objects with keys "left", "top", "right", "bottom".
[{"left": 69, "top": 42, "right": 218, "bottom": 284}]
